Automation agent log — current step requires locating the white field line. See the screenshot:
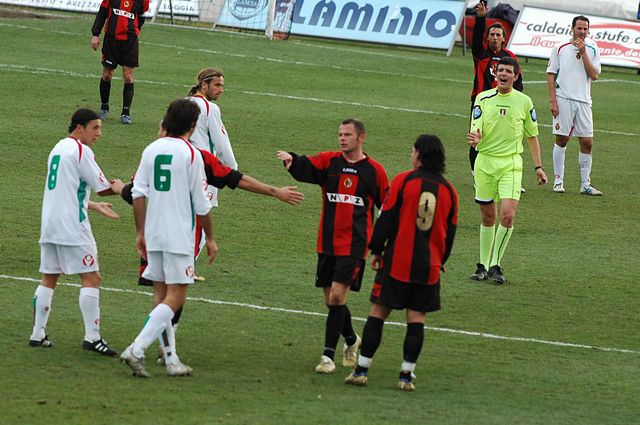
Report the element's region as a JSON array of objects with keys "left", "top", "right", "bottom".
[
  {"left": 0, "top": 63, "right": 636, "bottom": 137},
  {"left": 1, "top": 273, "right": 638, "bottom": 355},
  {"left": 2, "top": 21, "right": 639, "bottom": 87}
]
